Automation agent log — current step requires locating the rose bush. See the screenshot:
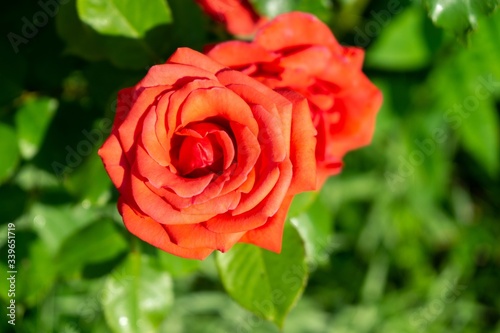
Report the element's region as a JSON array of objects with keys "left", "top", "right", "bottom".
[
  {"left": 206, "top": 12, "right": 383, "bottom": 185},
  {"left": 98, "top": 48, "right": 317, "bottom": 259},
  {"left": 195, "top": 0, "right": 265, "bottom": 35}
]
